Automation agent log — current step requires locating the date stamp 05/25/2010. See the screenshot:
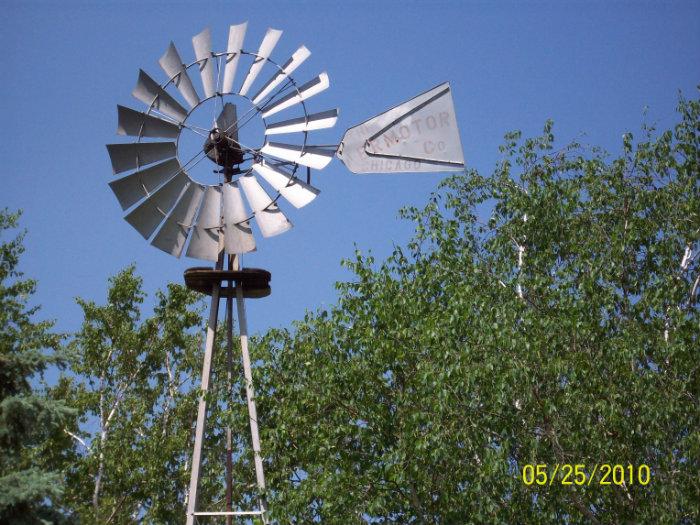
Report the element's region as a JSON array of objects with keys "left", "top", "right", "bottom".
[{"left": 521, "top": 464, "right": 651, "bottom": 487}]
